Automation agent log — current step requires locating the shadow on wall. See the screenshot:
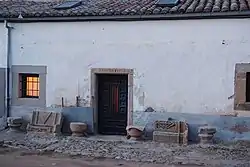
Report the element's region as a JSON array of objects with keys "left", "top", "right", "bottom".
[{"left": 133, "top": 111, "right": 250, "bottom": 142}]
